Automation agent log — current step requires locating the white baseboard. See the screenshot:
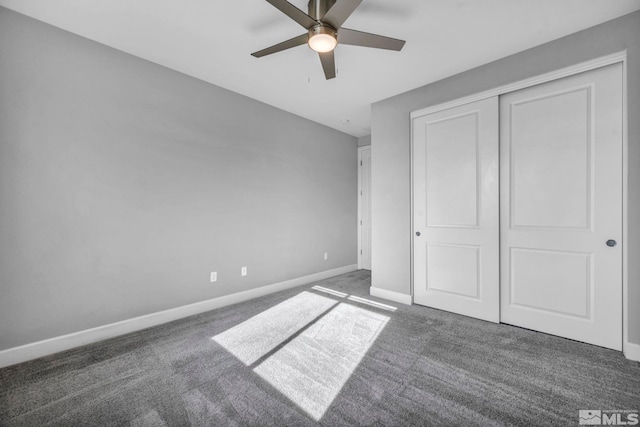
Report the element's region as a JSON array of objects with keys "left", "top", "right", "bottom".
[
  {"left": 624, "top": 341, "right": 640, "bottom": 362},
  {"left": 370, "top": 286, "right": 412, "bottom": 305},
  {"left": 0, "top": 264, "right": 358, "bottom": 369}
]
